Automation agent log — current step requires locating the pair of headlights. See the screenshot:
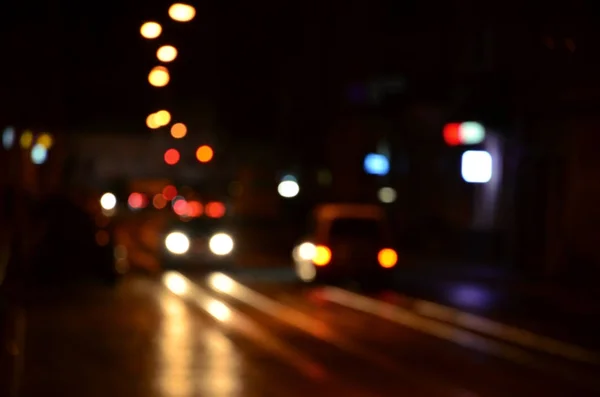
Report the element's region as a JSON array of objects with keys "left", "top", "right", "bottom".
[{"left": 165, "top": 232, "right": 234, "bottom": 256}]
